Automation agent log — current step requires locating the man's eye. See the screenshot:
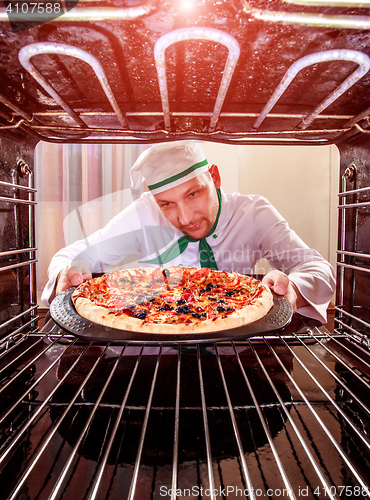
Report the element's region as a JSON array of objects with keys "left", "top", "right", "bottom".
[
  {"left": 161, "top": 202, "right": 172, "bottom": 208},
  {"left": 189, "top": 191, "right": 198, "bottom": 198}
]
